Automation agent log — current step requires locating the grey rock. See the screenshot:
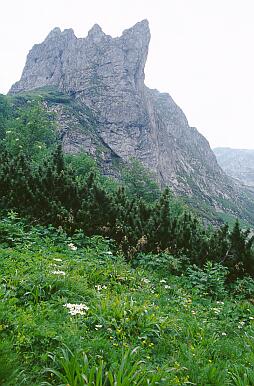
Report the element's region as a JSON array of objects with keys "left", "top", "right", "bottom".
[
  {"left": 9, "top": 20, "right": 254, "bottom": 223},
  {"left": 214, "top": 147, "right": 254, "bottom": 188}
]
